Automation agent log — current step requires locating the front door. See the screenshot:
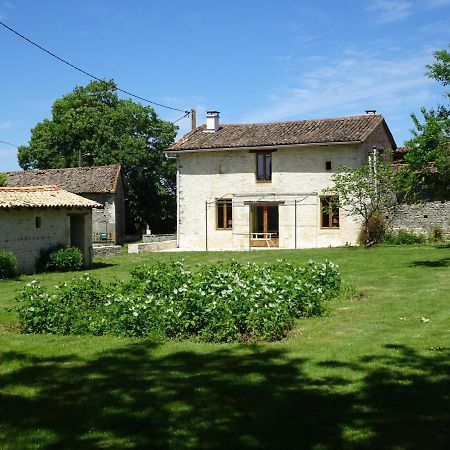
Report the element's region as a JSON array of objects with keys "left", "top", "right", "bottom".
[{"left": 250, "top": 205, "right": 279, "bottom": 247}]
